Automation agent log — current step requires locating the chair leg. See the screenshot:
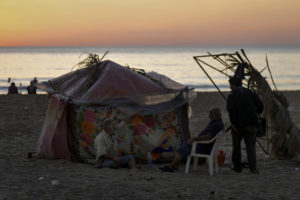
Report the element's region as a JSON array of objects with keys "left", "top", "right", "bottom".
[
  {"left": 185, "top": 155, "right": 192, "bottom": 174},
  {"left": 193, "top": 157, "right": 199, "bottom": 171},
  {"left": 214, "top": 155, "right": 219, "bottom": 174},
  {"left": 208, "top": 157, "right": 213, "bottom": 176}
]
